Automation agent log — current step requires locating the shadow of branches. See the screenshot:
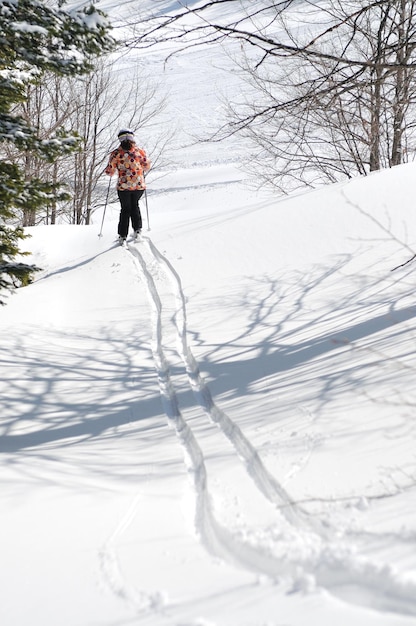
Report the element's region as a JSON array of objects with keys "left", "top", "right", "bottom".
[{"left": 0, "top": 323, "right": 182, "bottom": 490}]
